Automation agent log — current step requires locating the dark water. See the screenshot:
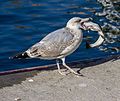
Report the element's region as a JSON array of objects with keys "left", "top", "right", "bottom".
[{"left": 0, "top": 0, "right": 120, "bottom": 72}]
